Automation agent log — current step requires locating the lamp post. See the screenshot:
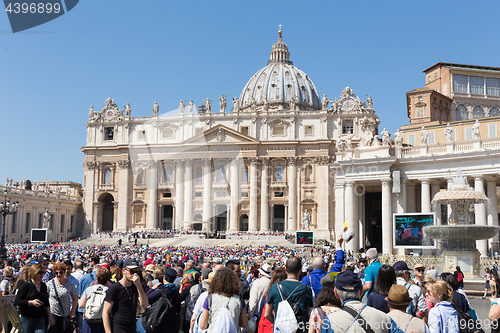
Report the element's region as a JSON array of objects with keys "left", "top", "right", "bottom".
[{"left": 0, "top": 190, "right": 19, "bottom": 259}]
